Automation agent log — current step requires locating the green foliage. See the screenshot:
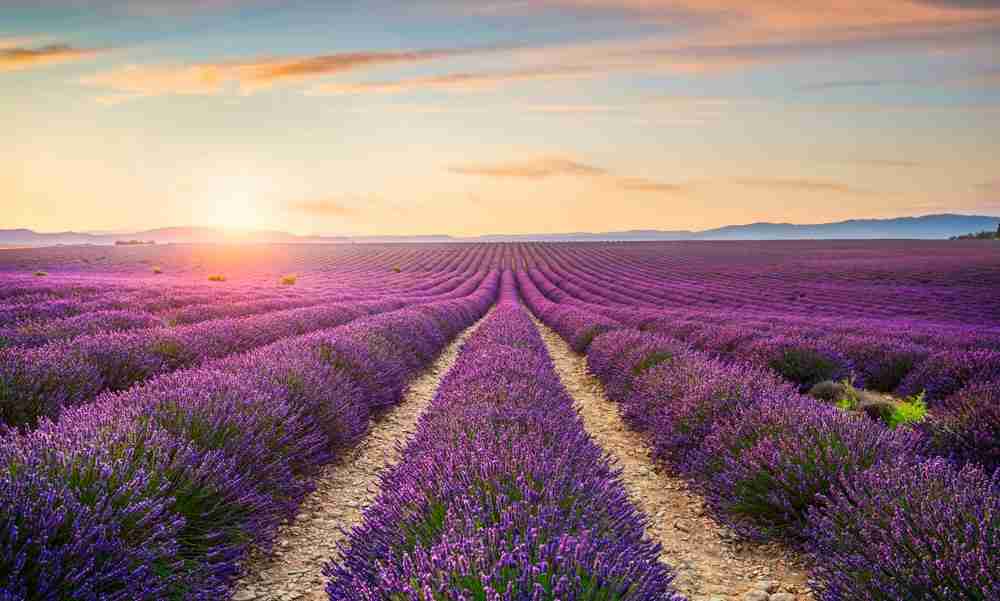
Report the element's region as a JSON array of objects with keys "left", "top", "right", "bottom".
[
  {"left": 279, "top": 274, "right": 297, "bottom": 285},
  {"left": 207, "top": 274, "right": 226, "bottom": 282},
  {"left": 33, "top": 271, "right": 47, "bottom": 277},
  {"left": 887, "top": 392, "right": 928, "bottom": 428},
  {"left": 152, "top": 266, "right": 163, "bottom": 274}
]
